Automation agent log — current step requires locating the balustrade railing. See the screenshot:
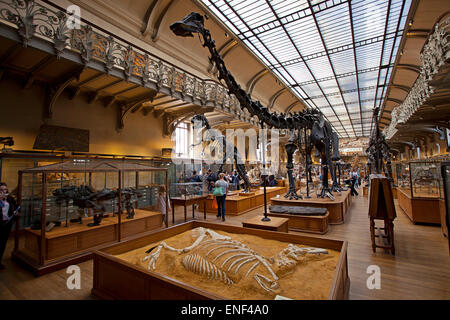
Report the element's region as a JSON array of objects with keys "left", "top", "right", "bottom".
[{"left": 0, "top": 0, "right": 257, "bottom": 125}]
